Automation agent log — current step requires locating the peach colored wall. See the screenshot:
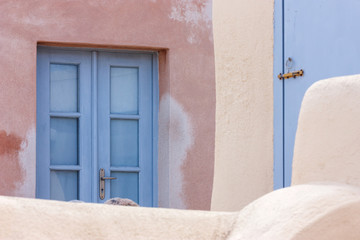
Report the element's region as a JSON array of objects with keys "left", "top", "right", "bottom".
[
  {"left": 211, "top": 0, "right": 274, "bottom": 211},
  {"left": 0, "top": 0, "right": 215, "bottom": 210}
]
